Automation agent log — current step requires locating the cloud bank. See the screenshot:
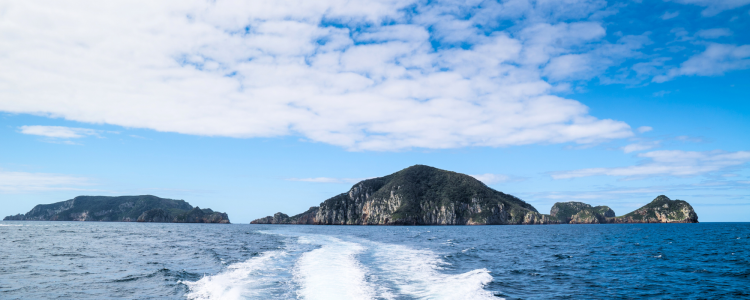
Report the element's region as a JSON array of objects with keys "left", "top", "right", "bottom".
[
  {"left": 19, "top": 125, "right": 100, "bottom": 138},
  {"left": 654, "top": 44, "right": 750, "bottom": 82},
  {"left": 552, "top": 150, "right": 750, "bottom": 179},
  {"left": 0, "top": 170, "right": 91, "bottom": 193},
  {"left": 0, "top": 0, "right": 638, "bottom": 151},
  {"left": 670, "top": 0, "right": 750, "bottom": 16}
]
